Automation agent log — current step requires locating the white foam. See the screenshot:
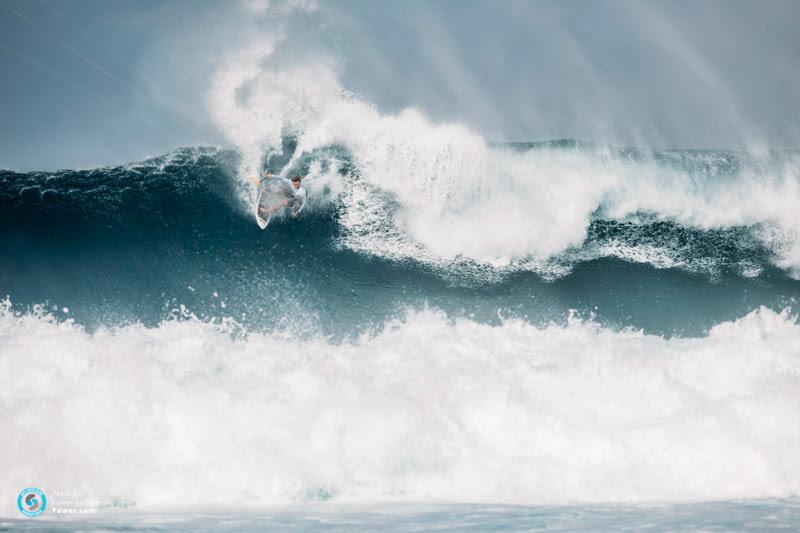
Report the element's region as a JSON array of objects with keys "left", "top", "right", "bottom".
[
  {"left": 208, "top": 35, "right": 800, "bottom": 277},
  {"left": 2, "top": 301, "right": 800, "bottom": 514}
]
